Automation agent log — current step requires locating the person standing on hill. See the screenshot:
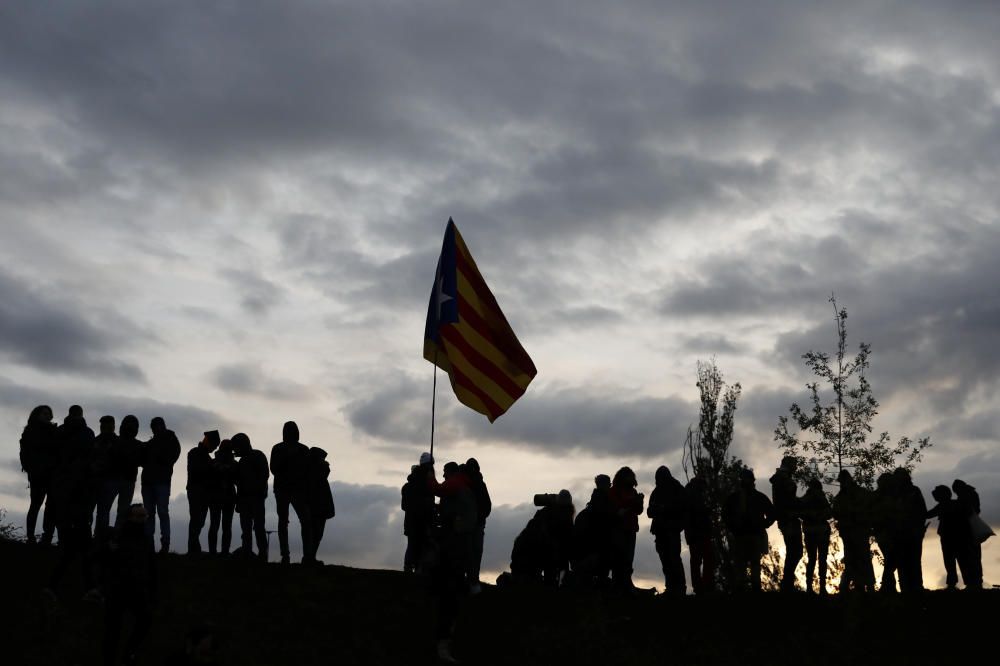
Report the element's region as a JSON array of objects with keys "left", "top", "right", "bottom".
[
  {"left": 306, "top": 446, "right": 335, "bottom": 565},
  {"left": 770, "top": 456, "right": 803, "bottom": 592},
  {"left": 464, "top": 457, "right": 491, "bottom": 592},
  {"left": 186, "top": 430, "right": 220, "bottom": 555},
  {"left": 91, "top": 415, "right": 118, "bottom": 543},
  {"left": 20, "top": 405, "right": 59, "bottom": 545},
  {"left": 800, "top": 478, "right": 832, "bottom": 594},
  {"left": 647, "top": 465, "right": 687, "bottom": 595},
  {"left": 927, "top": 484, "right": 978, "bottom": 590},
  {"left": 208, "top": 439, "right": 238, "bottom": 555},
  {"left": 402, "top": 454, "right": 436, "bottom": 573},
  {"left": 109, "top": 415, "right": 142, "bottom": 531},
  {"left": 141, "top": 417, "right": 181, "bottom": 553},
  {"left": 684, "top": 476, "right": 714, "bottom": 594},
  {"left": 608, "top": 466, "right": 644, "bottom": 590},
  {"left": 270, "top": 421, "right": 314, "bottom": 564},
  {"left": 723, "top": 468, "right": 775, "bottom": 592},
  {"left": 894, "top": 468, "right": 927, "bottom": 592},
  {"left": 102, "top": 503, "right": 157, "bottom": 666},
  {"left": 833, "top": 469, "right": 875, "bottom": 592},
  {"left": 231, "top": 433, "right": 269, "bottom": 560},
  {"left": 952, "top": 479, "right": 984, "bottom": 590}
]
